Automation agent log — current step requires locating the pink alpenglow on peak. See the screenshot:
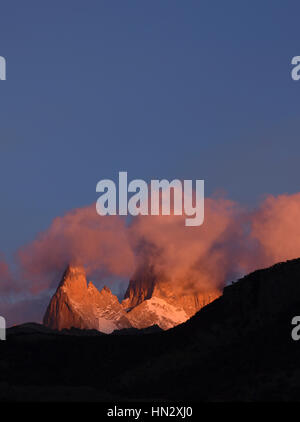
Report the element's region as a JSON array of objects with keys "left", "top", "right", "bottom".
[
  {"left": 43, "top": 265, "right": 220, "bottom": 333},
  {"left": 43, "top": 265, "right": 132, "bottom": 333}
]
